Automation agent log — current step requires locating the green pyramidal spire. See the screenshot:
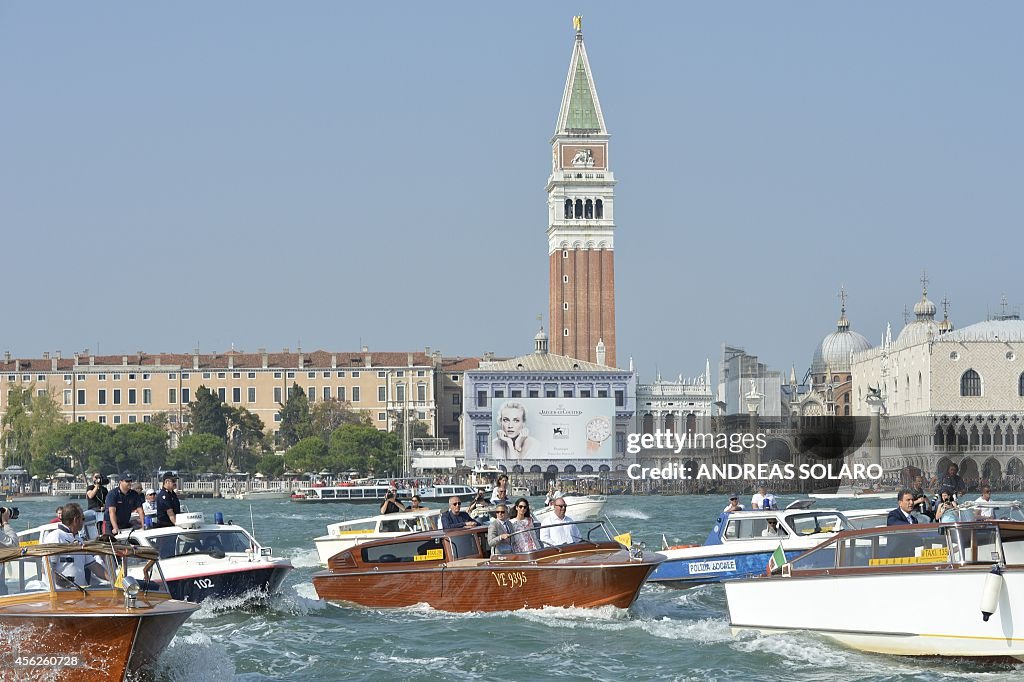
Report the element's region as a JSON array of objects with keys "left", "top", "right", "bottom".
[{"left": 555, "top": 31, "right": 607, "bottom": 134}]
